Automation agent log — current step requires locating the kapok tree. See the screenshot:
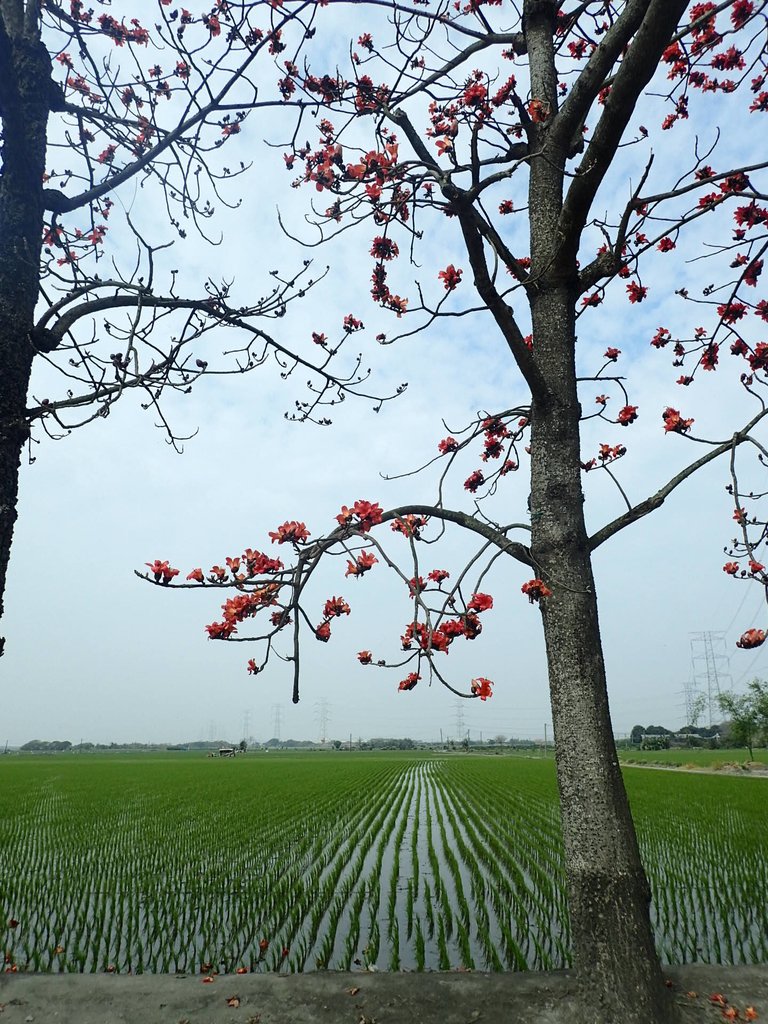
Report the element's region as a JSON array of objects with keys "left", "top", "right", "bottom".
[
  {"left": 141, "top": 1, "right": 768, "bottom": 1022},
  {"left": 0, "top": 0, "right": 404, "bottom": 657}
]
